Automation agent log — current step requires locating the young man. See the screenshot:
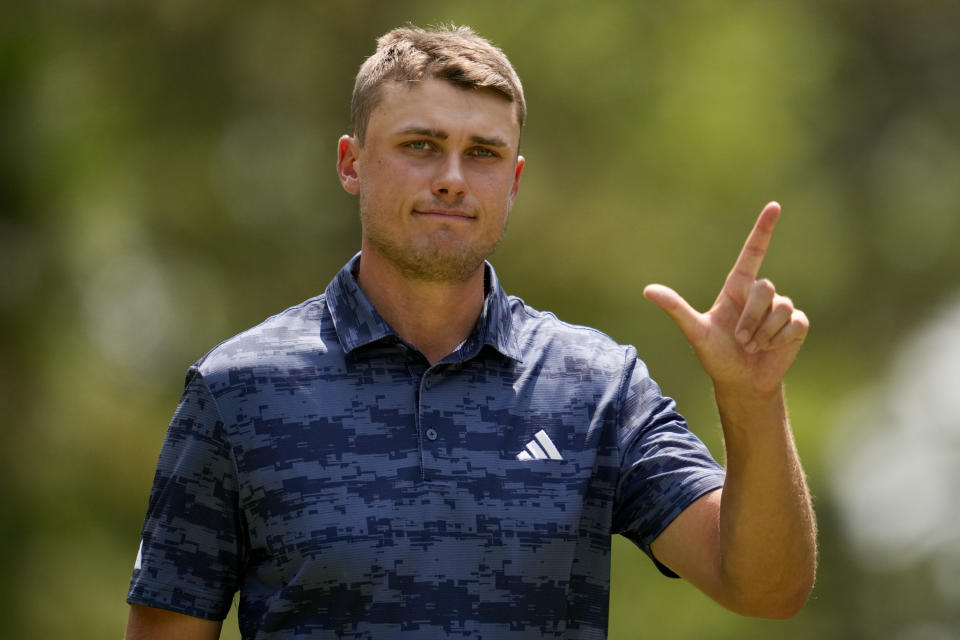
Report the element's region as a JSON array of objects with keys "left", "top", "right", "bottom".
[{"left": 126, "top": 25, "right": 816, "bottom": 640}]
